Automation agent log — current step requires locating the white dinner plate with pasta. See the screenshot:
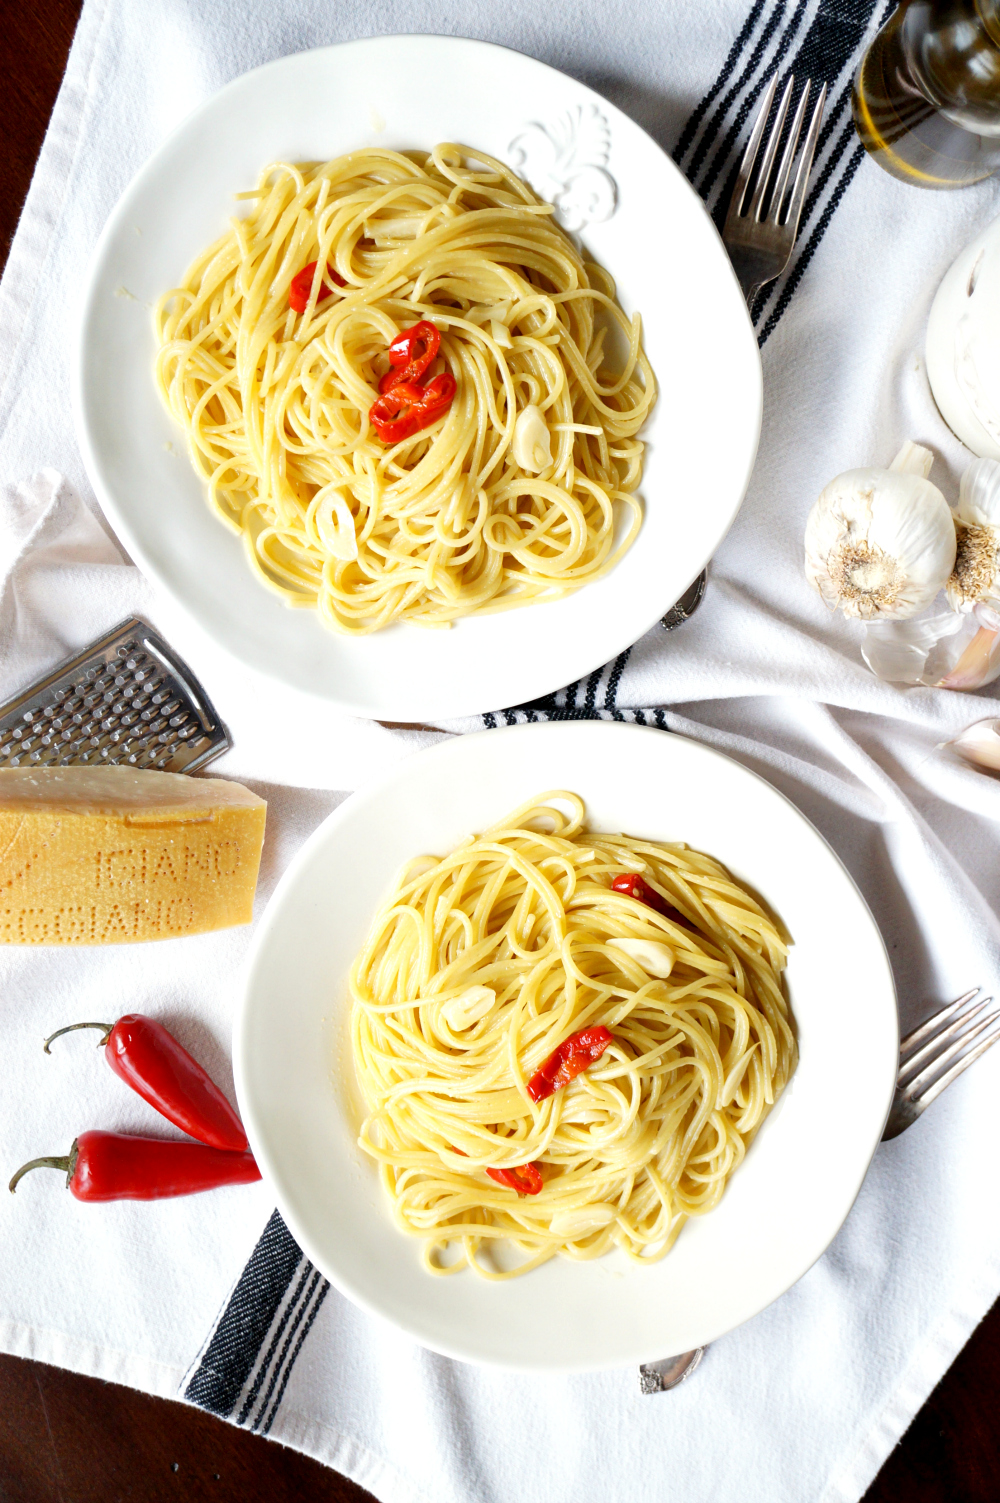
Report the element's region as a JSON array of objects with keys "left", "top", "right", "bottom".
[
  {"left": 75, "top": 35, "right": 760, "bottom": 721},
  {"left": 236, "top": 721, "right": 898, "bottom": 1370}
]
